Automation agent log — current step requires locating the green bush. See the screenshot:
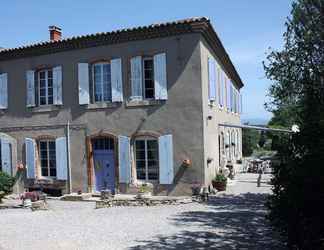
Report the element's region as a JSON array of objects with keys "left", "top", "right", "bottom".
[{"left": 0, "top": 171, "right": 16, "bottom": 203}]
